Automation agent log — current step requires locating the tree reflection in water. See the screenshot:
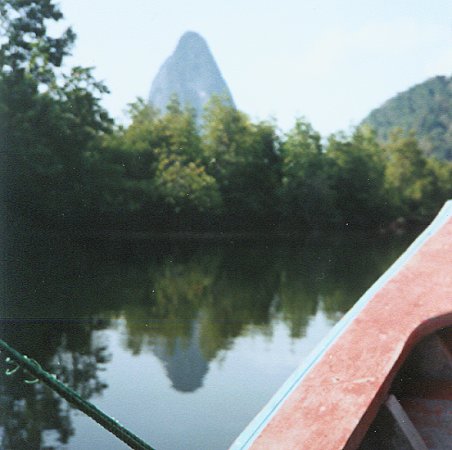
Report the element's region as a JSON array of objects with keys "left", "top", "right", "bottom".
[
  {"left": 0, "top": 226, "right": 414, "bottom": 447},
  {"left": 116, "top": 232, "right": 411, "bottom": 393},
  {"left": 0, "top": 319, "right": 110, "bottom": 449}
]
